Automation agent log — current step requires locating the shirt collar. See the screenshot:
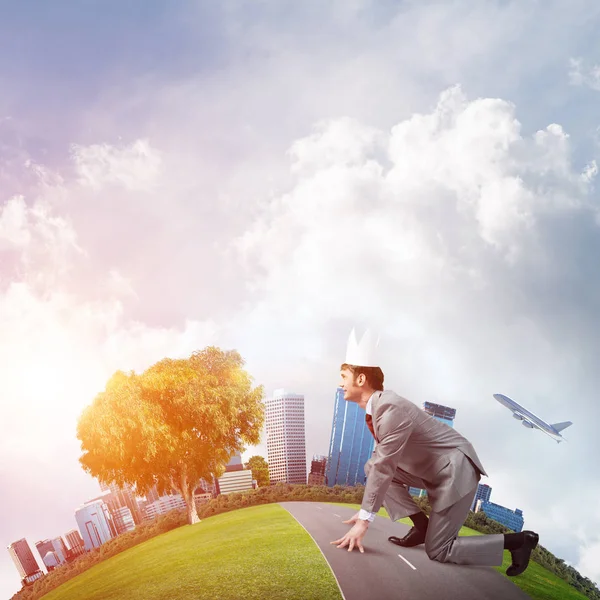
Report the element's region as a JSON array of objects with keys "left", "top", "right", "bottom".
[{"left": 366, "top": 391, "right": 380, "bottom": 415}]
